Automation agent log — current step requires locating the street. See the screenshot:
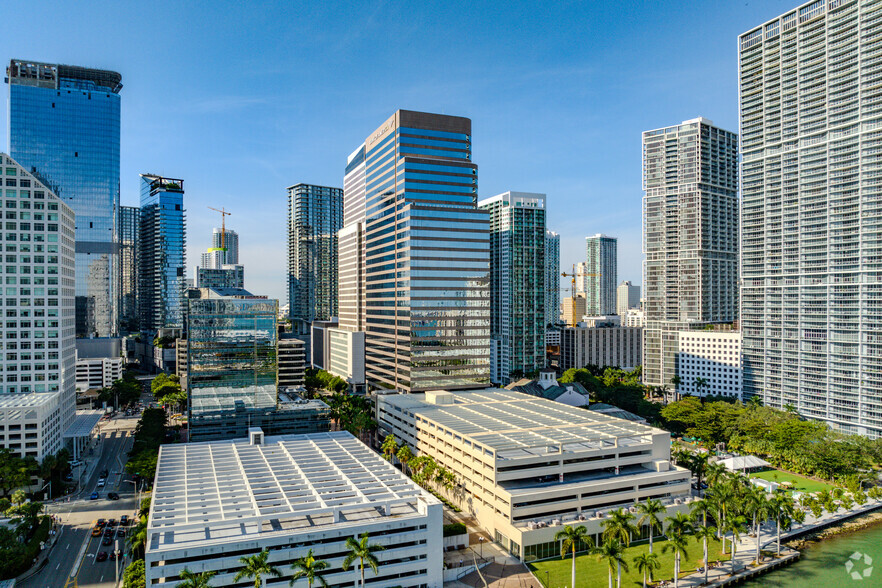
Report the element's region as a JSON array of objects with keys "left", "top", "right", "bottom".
[{"left": 20, "top": 414, "right": 140, "bottom": 588}]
